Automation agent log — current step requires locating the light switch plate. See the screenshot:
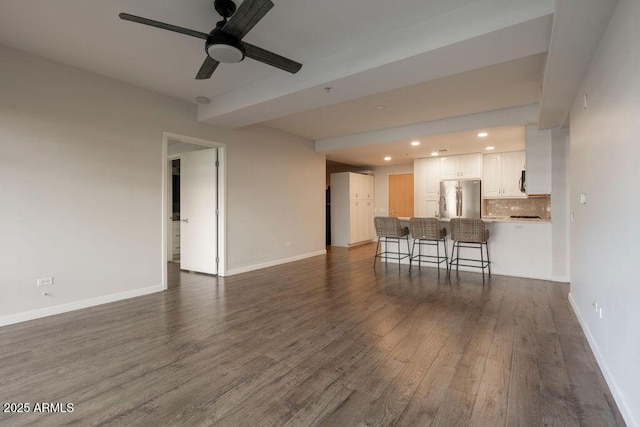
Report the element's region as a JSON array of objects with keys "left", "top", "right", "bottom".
[{"left": 579, "top": 193, "right": 587, "bottom": 204}]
